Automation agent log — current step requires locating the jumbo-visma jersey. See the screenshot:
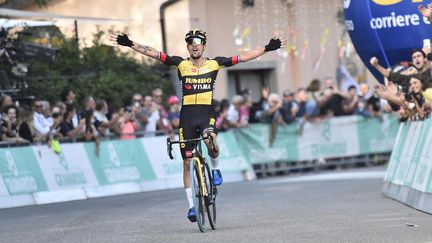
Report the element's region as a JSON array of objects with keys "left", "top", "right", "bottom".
[{"left": 160, "top": 53, "right": 240, "bottom": 106}]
